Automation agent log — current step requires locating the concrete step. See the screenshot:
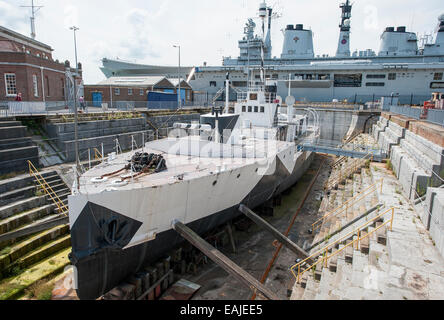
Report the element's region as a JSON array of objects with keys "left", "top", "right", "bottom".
[
  {"left": 0, "top": 137, "right": 34, "bottom": 151},
  {"left": 0, "top": 121, "right": 22, "bottom": 128},
  {"left": 0, "top": 247, "right": 71, "bottom": 300},
  {"left": 0, "top": 185, "right": 36, "bottom": 207},
  {"left": 359, "top": 231, "right": 370, "bottom": 254},
  {"left": 0, "top": 224, "right": 69, "bottom": 273},
  {"left": 0, "top": 196, "right": 47, "bottom": 220},
  {"left": 0, "top": 126, "right": 27, "bottom": 140},
  {"left": 375, "top": 222, "right": 387, "bottom": 245},
  {"left": 38, "top": 183, "right": 66, "bottom": 193},
  {"left": 302, "top": 275, "right": 320, "bottom": 300},
  {"left": 0, "top": 204, "right": 54, "bottom": 235},
  {"left": 0, "top": 171, "right": 55, "bottom": 194}
]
